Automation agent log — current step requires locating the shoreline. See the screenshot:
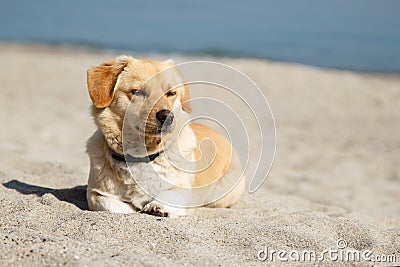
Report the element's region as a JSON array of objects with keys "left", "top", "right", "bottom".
[{"left": 2, "top": 40, "right": 400, "bottom": 76}]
